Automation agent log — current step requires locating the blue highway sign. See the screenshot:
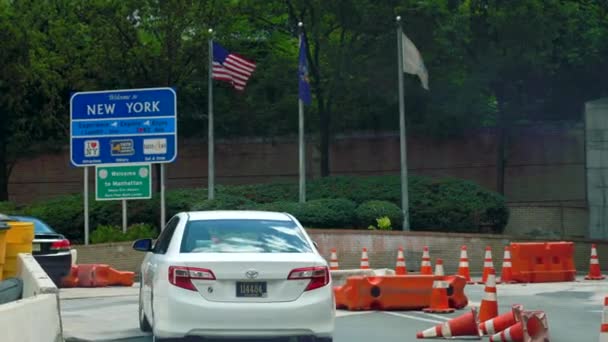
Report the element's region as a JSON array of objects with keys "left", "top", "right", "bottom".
[{"left": 70, "top": 88, "right": 177, "bottom": 166}]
